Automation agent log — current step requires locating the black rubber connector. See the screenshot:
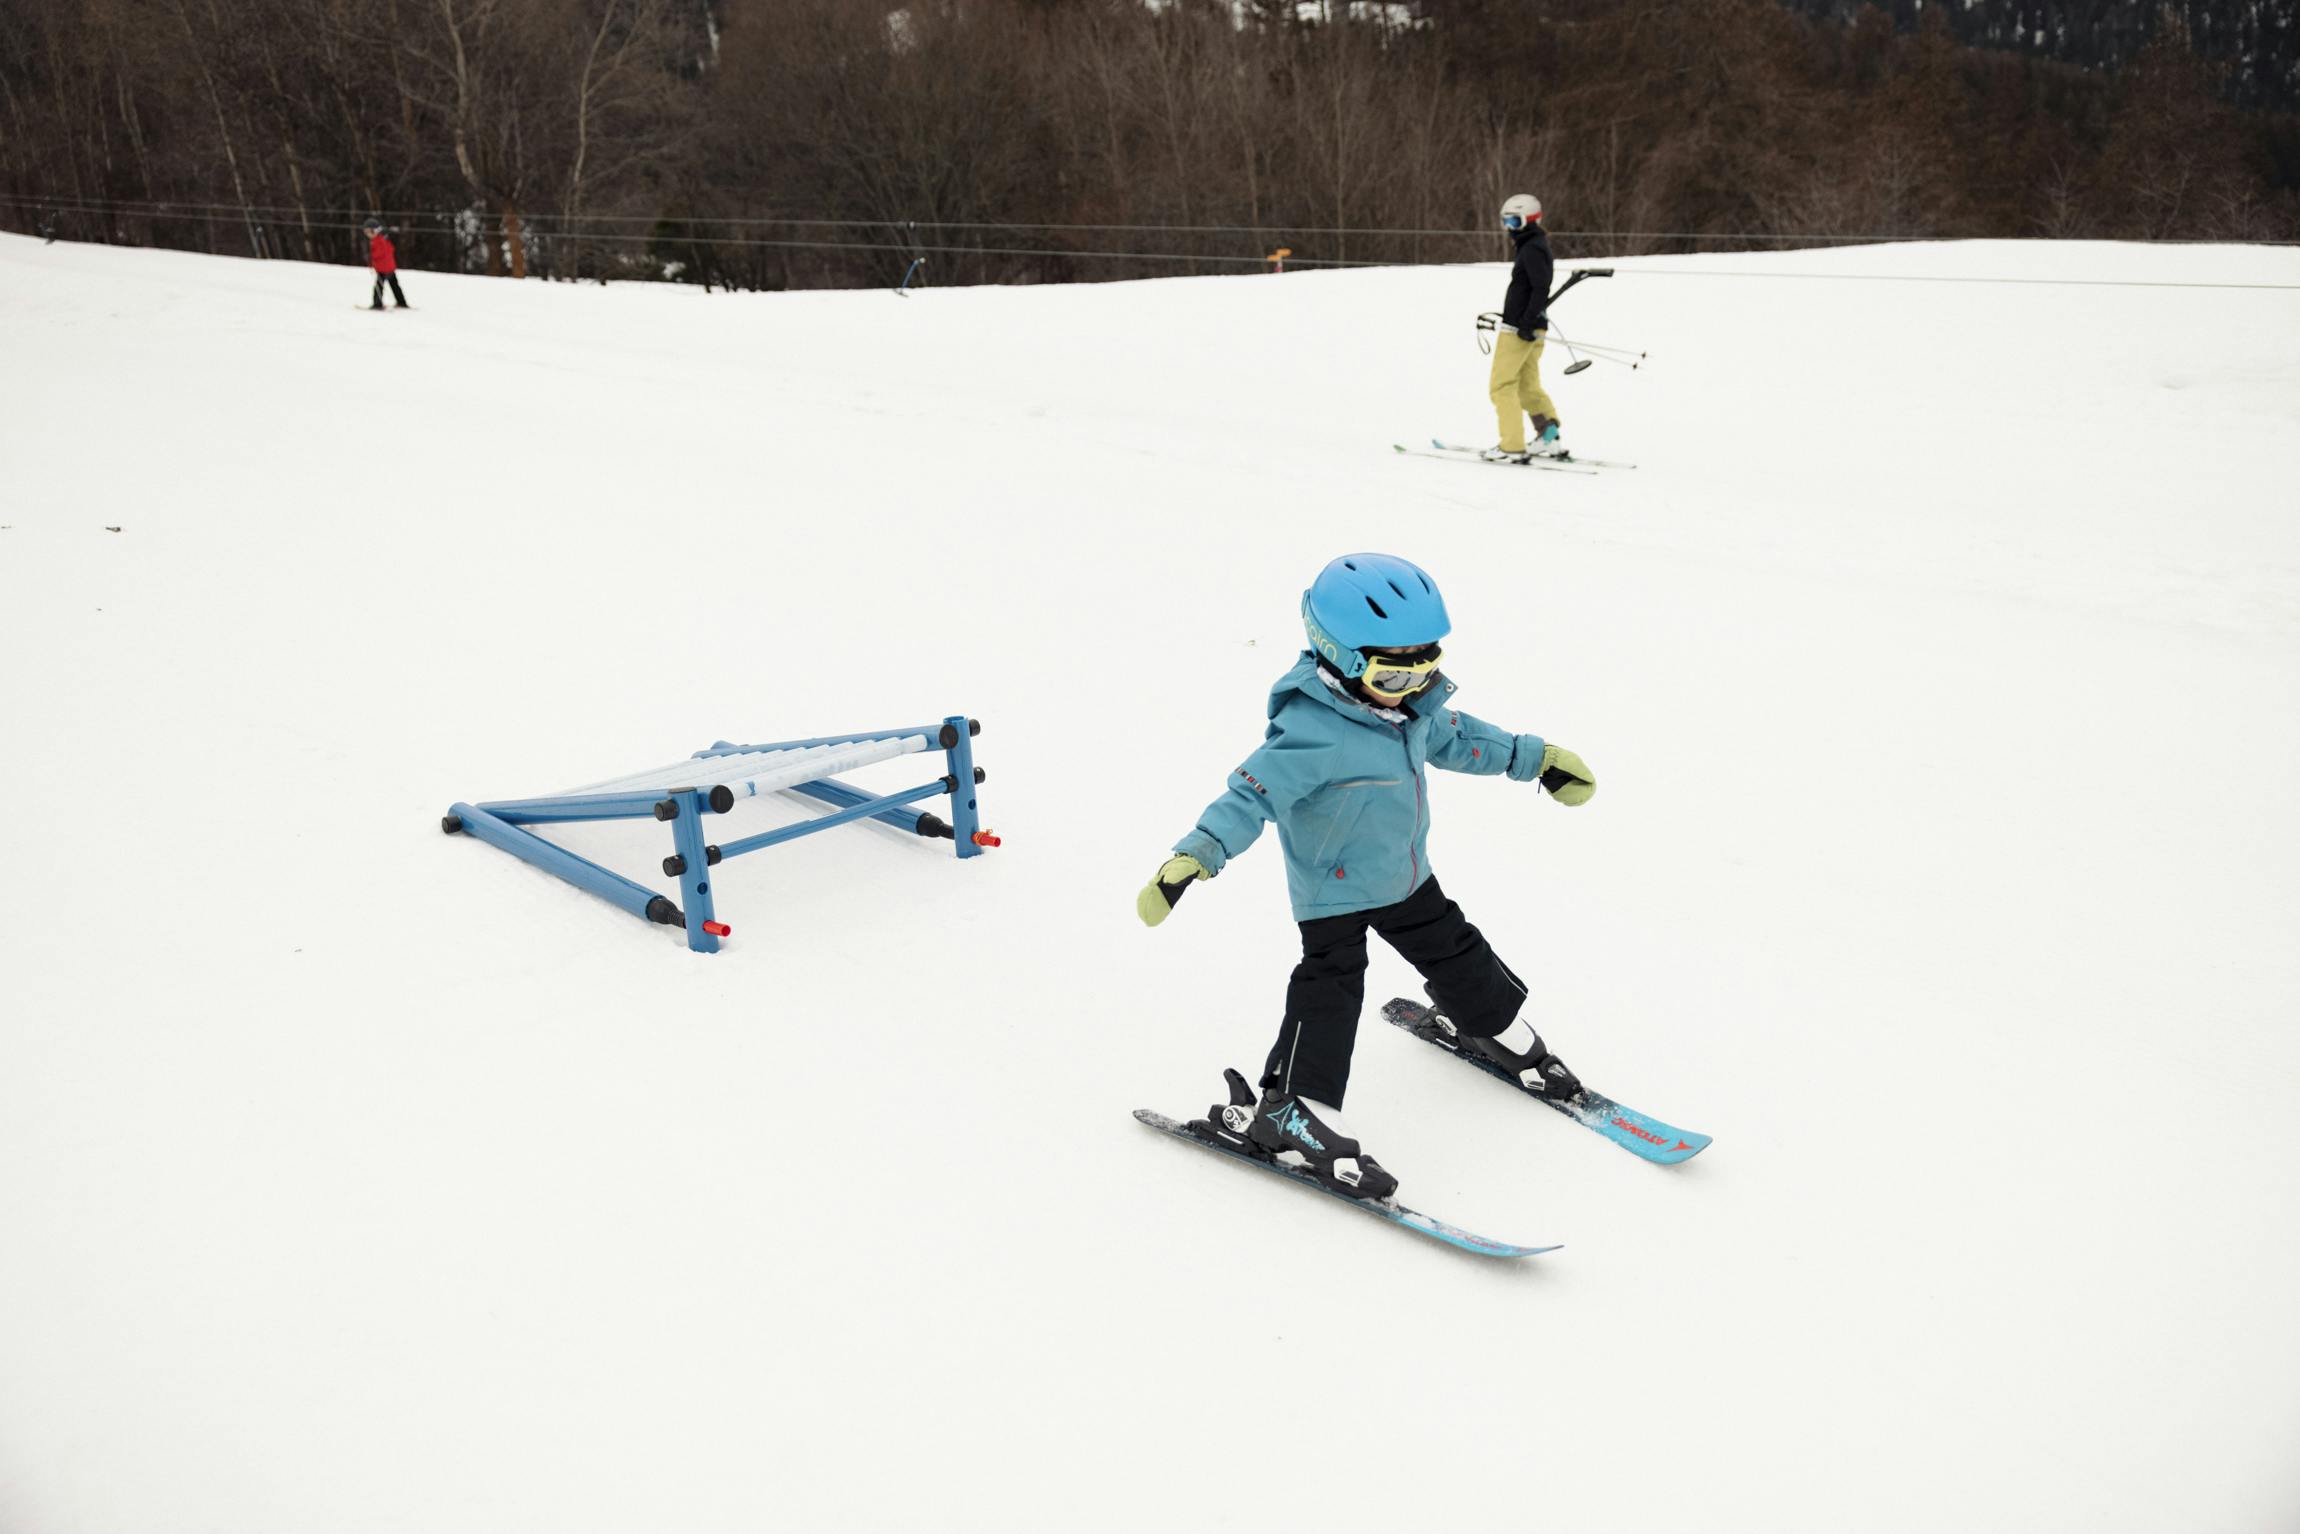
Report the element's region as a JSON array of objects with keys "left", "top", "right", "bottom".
[
  {"left": 939, "top": 723, "right": 959, "bottom": 748},
  {"left": 645, "top": 896, "right": 684, "bottom": 926},
  {"left": 968, "top": 717, "right": 981, "bottom": 737},
  {"left": 706, "top": 845, "right": 722, "bottom": 865},
  {"left": 940, "top": 773, "right": 957, "bottom": 793},
  {"left": 441, "top": 814, "right": 464, "bottom": 835},
  {"left": 664, "top": 854, "right": 686, "bottom": 877},
  {"left": 654, "top": 799, "right": 680, "bottom": 821},
  {"left": 973, "top": 766, "right": 987, "bottom": 784},
  {"left": 917, "top": 812, "right": 954, "bottom": 840},
  {"left": 708, "top": 785, "right": 734, "bottom": 813}
]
